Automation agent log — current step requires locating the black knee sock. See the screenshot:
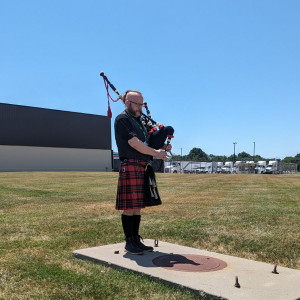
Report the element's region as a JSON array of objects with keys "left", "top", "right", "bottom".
[
  {"left": 132, "top": 215, "right": 141, "bottom": 237},
  {"left": 121, "top": 214, "right": 133, "bottom": 238}
]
